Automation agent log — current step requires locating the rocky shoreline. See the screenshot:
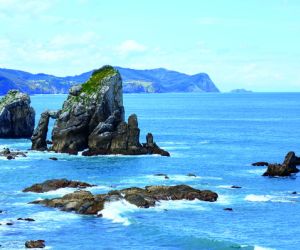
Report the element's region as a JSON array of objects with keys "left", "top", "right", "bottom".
[{"left": 27, "top": 182, "right": 218, "bottom": 215}]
